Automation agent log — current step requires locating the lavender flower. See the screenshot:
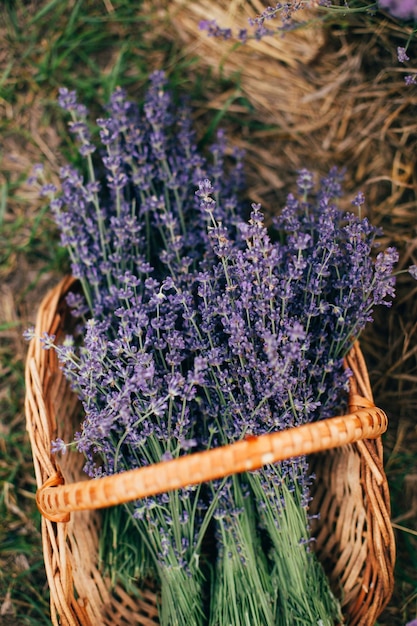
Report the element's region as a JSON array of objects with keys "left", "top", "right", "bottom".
[
  {"left": 22, "top": 326, "right": 36, "bottom": 341},
  {"left": 198, "top": 20, "right": 233, "bottom": 40},
  {"left": 199, "top": 2, "right": 312, "bottom": 42},
  {"left": 398, "top": 46, "right": 410, "bottom": 63},
  {"left": 51, "top": 438, "right": 67, "bottom": 455},
  {"left": 199, "top": 0, "right": 417, "bottom": 51},
  {"left": 405, "top": 73, "right": 417, "bottom": 84},
  {"left": 378, "top": 0, "right": 417, "bottom": 20},
  {"left": 409, "top": 264, "right": 417, "bottom": 279}
]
